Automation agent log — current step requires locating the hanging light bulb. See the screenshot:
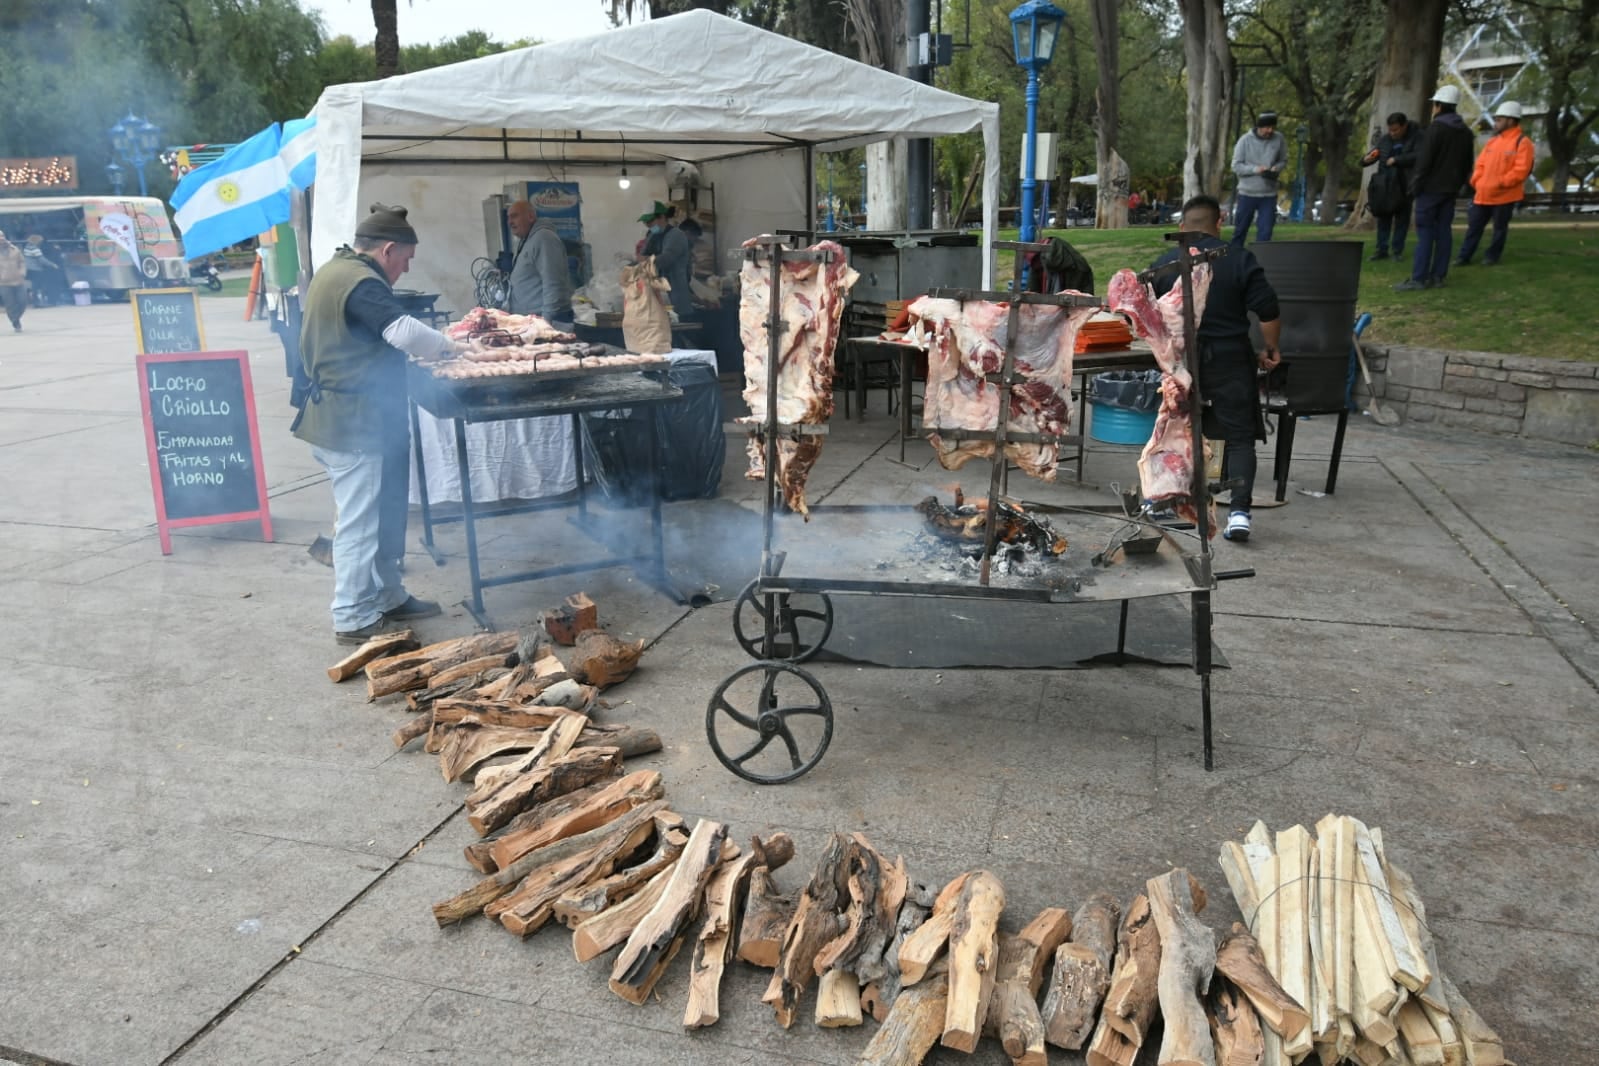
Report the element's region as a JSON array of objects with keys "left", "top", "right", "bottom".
[{"left": 618, "top": 166, "right": 631, "bottom": 190}]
